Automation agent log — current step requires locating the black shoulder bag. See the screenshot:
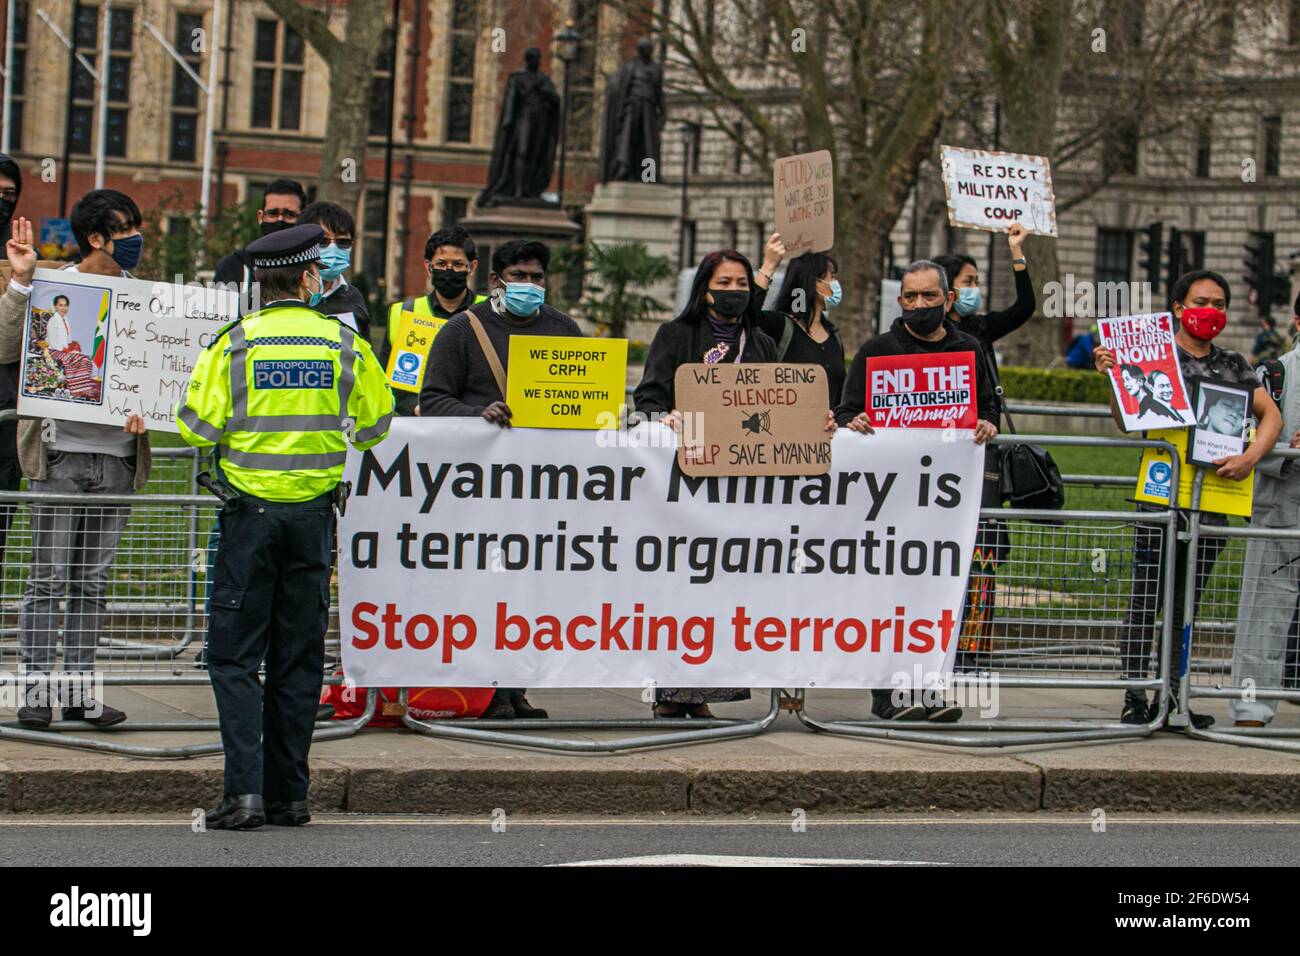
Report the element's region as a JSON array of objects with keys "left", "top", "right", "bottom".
[{"left": 980, "top": 347, "right": 1065, "bottom": 510}]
